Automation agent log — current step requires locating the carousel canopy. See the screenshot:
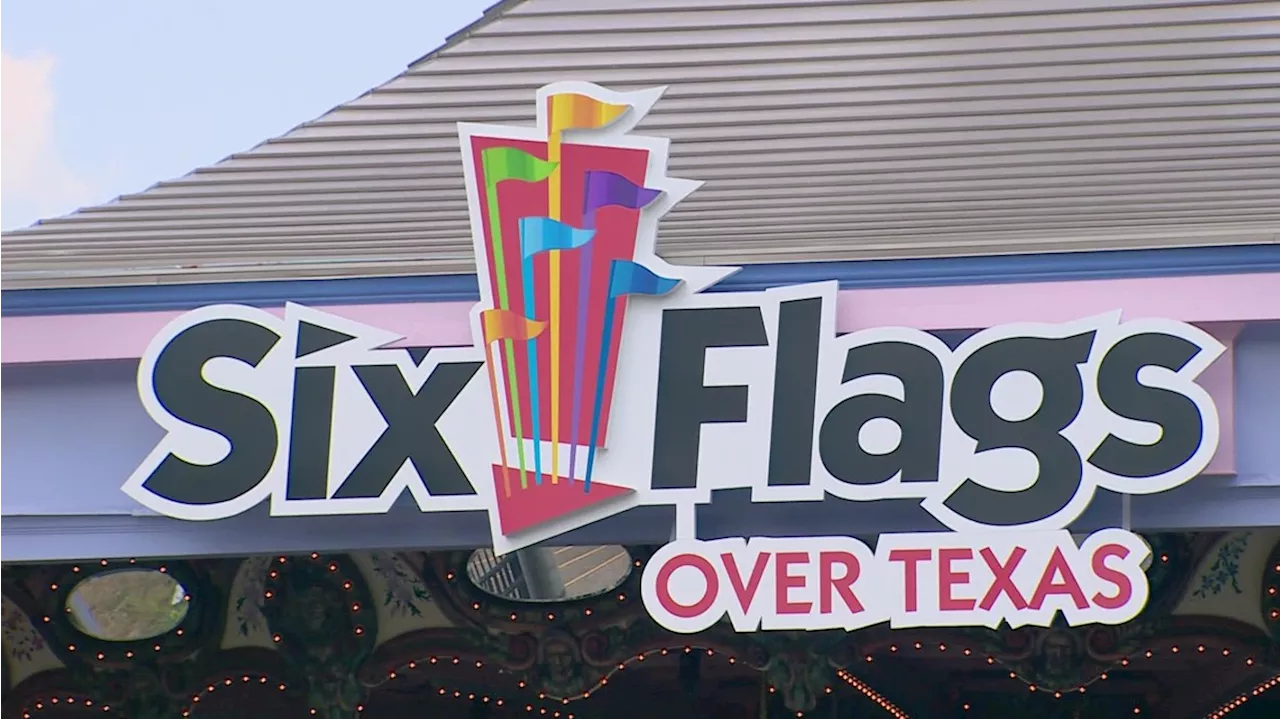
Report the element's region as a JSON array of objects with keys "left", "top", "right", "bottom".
[
  {"left": 2, "top": 0, "right": 1278, "bottom": 289},
  {"left": 4, "top": 535, "right": 1280, "bottom": 719}
]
